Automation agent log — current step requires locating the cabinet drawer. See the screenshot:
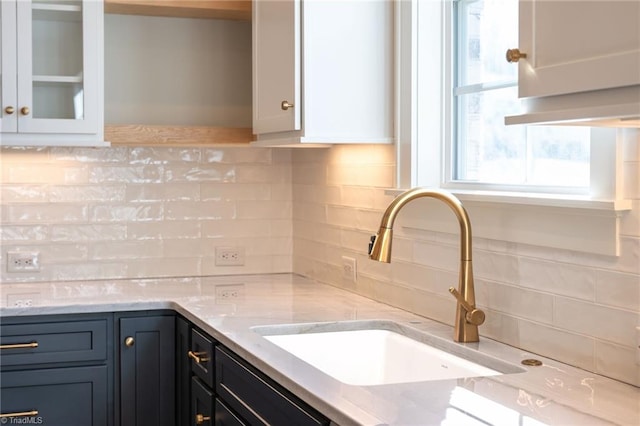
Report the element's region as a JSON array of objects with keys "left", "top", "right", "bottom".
[
  {"left": 191, "top": 377, "right": 213, "bottom": 426},
  {"left": 215, "top": 347, "right": 329, "bottom": 426},
  {"left": 190, "top": 328, "right": 215, "bottom": 388},
  {"left": 0, "top": 365, "right": 108, "bottom": 426},
  {"left": 215, "top": 398, "right": 245, "bottom": 426},
  {"left": 0, "top": 319, "right": 108, "bottom": 367}
]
